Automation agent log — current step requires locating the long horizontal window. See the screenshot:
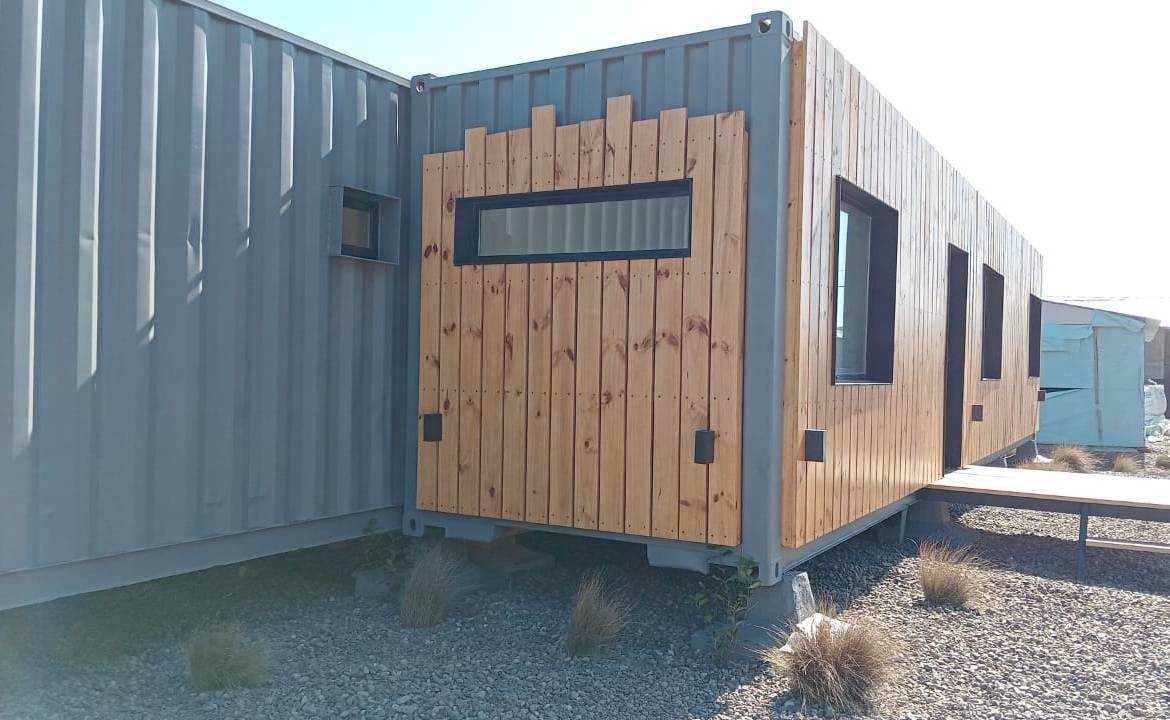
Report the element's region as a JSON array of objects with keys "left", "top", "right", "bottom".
[{"left": 454, "top": 179, "right": 692, "bottom": 265}]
